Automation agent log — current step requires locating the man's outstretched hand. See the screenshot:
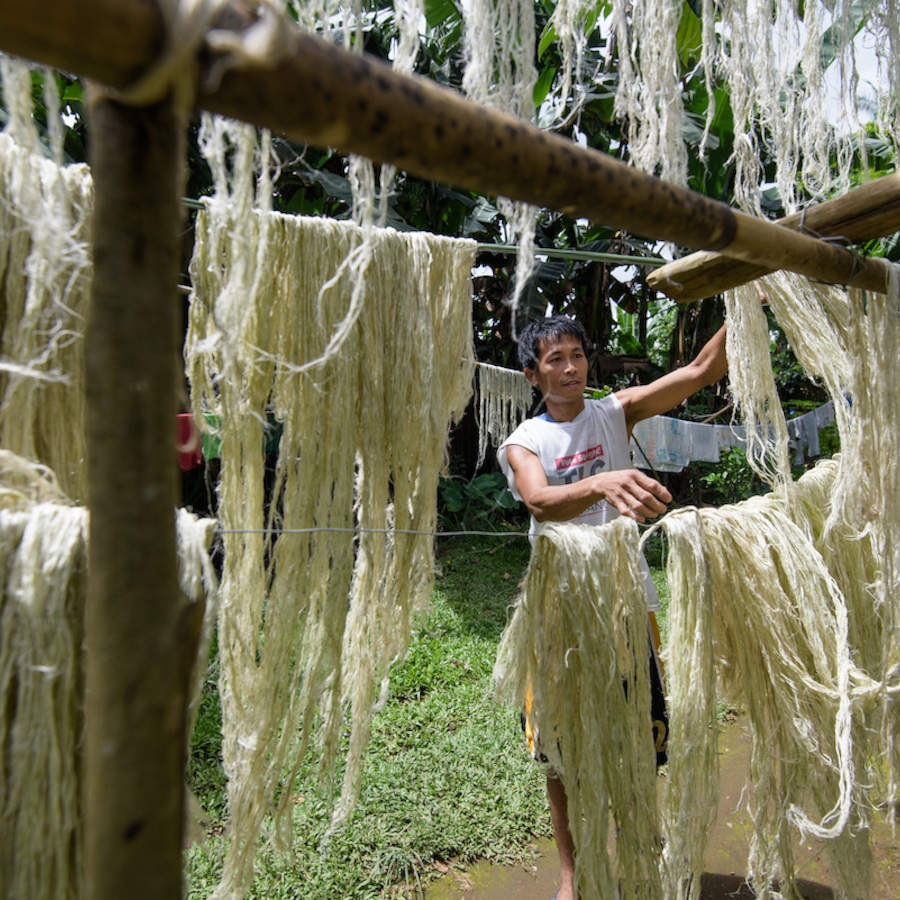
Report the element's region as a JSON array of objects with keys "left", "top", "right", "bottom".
[{"left": 595, "top": 468, "right": 672, "bottom": 523}]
